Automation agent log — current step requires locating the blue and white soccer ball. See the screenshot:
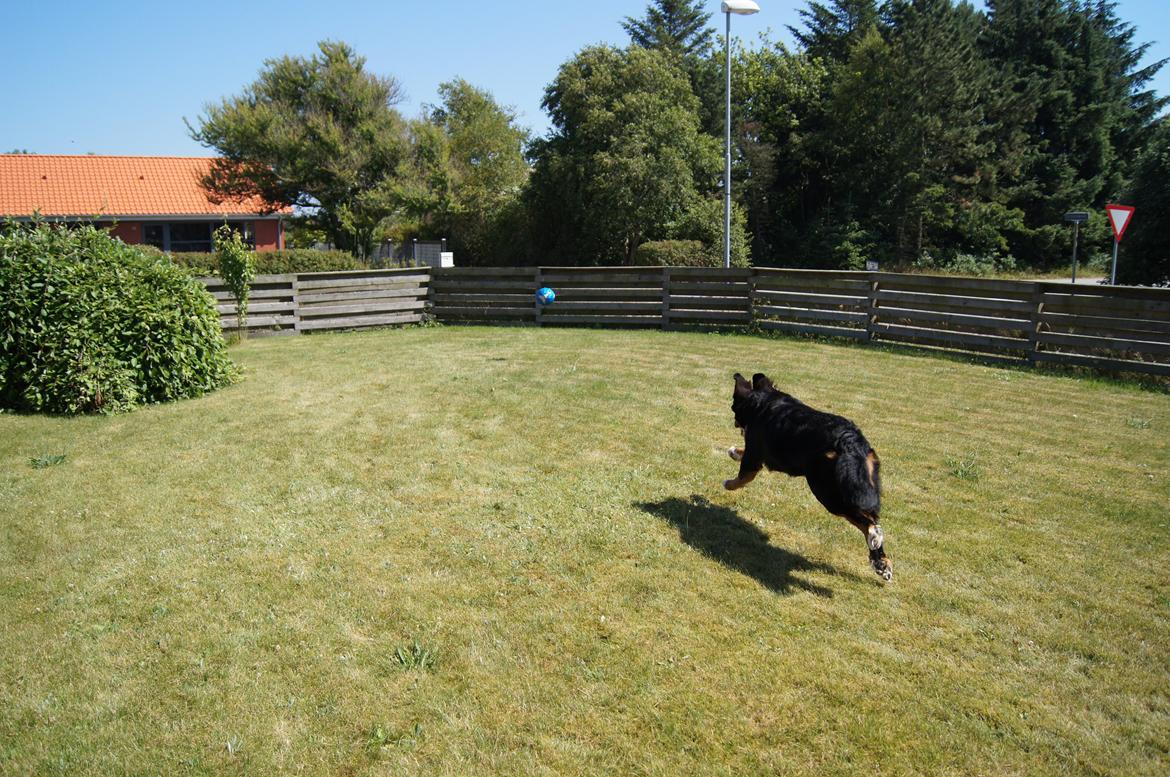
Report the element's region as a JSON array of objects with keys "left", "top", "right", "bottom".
[{"left": 536, "top": 286, "right": 556, "bottom": 306}]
